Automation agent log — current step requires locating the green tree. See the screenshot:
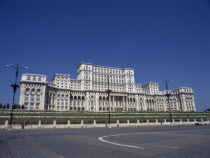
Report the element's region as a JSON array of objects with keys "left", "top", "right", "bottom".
[
  {"left": 13, "top": 104, "right": 18, "bottom": 109},
  {"left": 6, "top": 103, "right": 9, "bottom": 109},
  {"left": 21, "top": 105, "right": 25, "bottom": 109},
  {"left": 0, "top": 103, "right": 2, "bottom": 109}
]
